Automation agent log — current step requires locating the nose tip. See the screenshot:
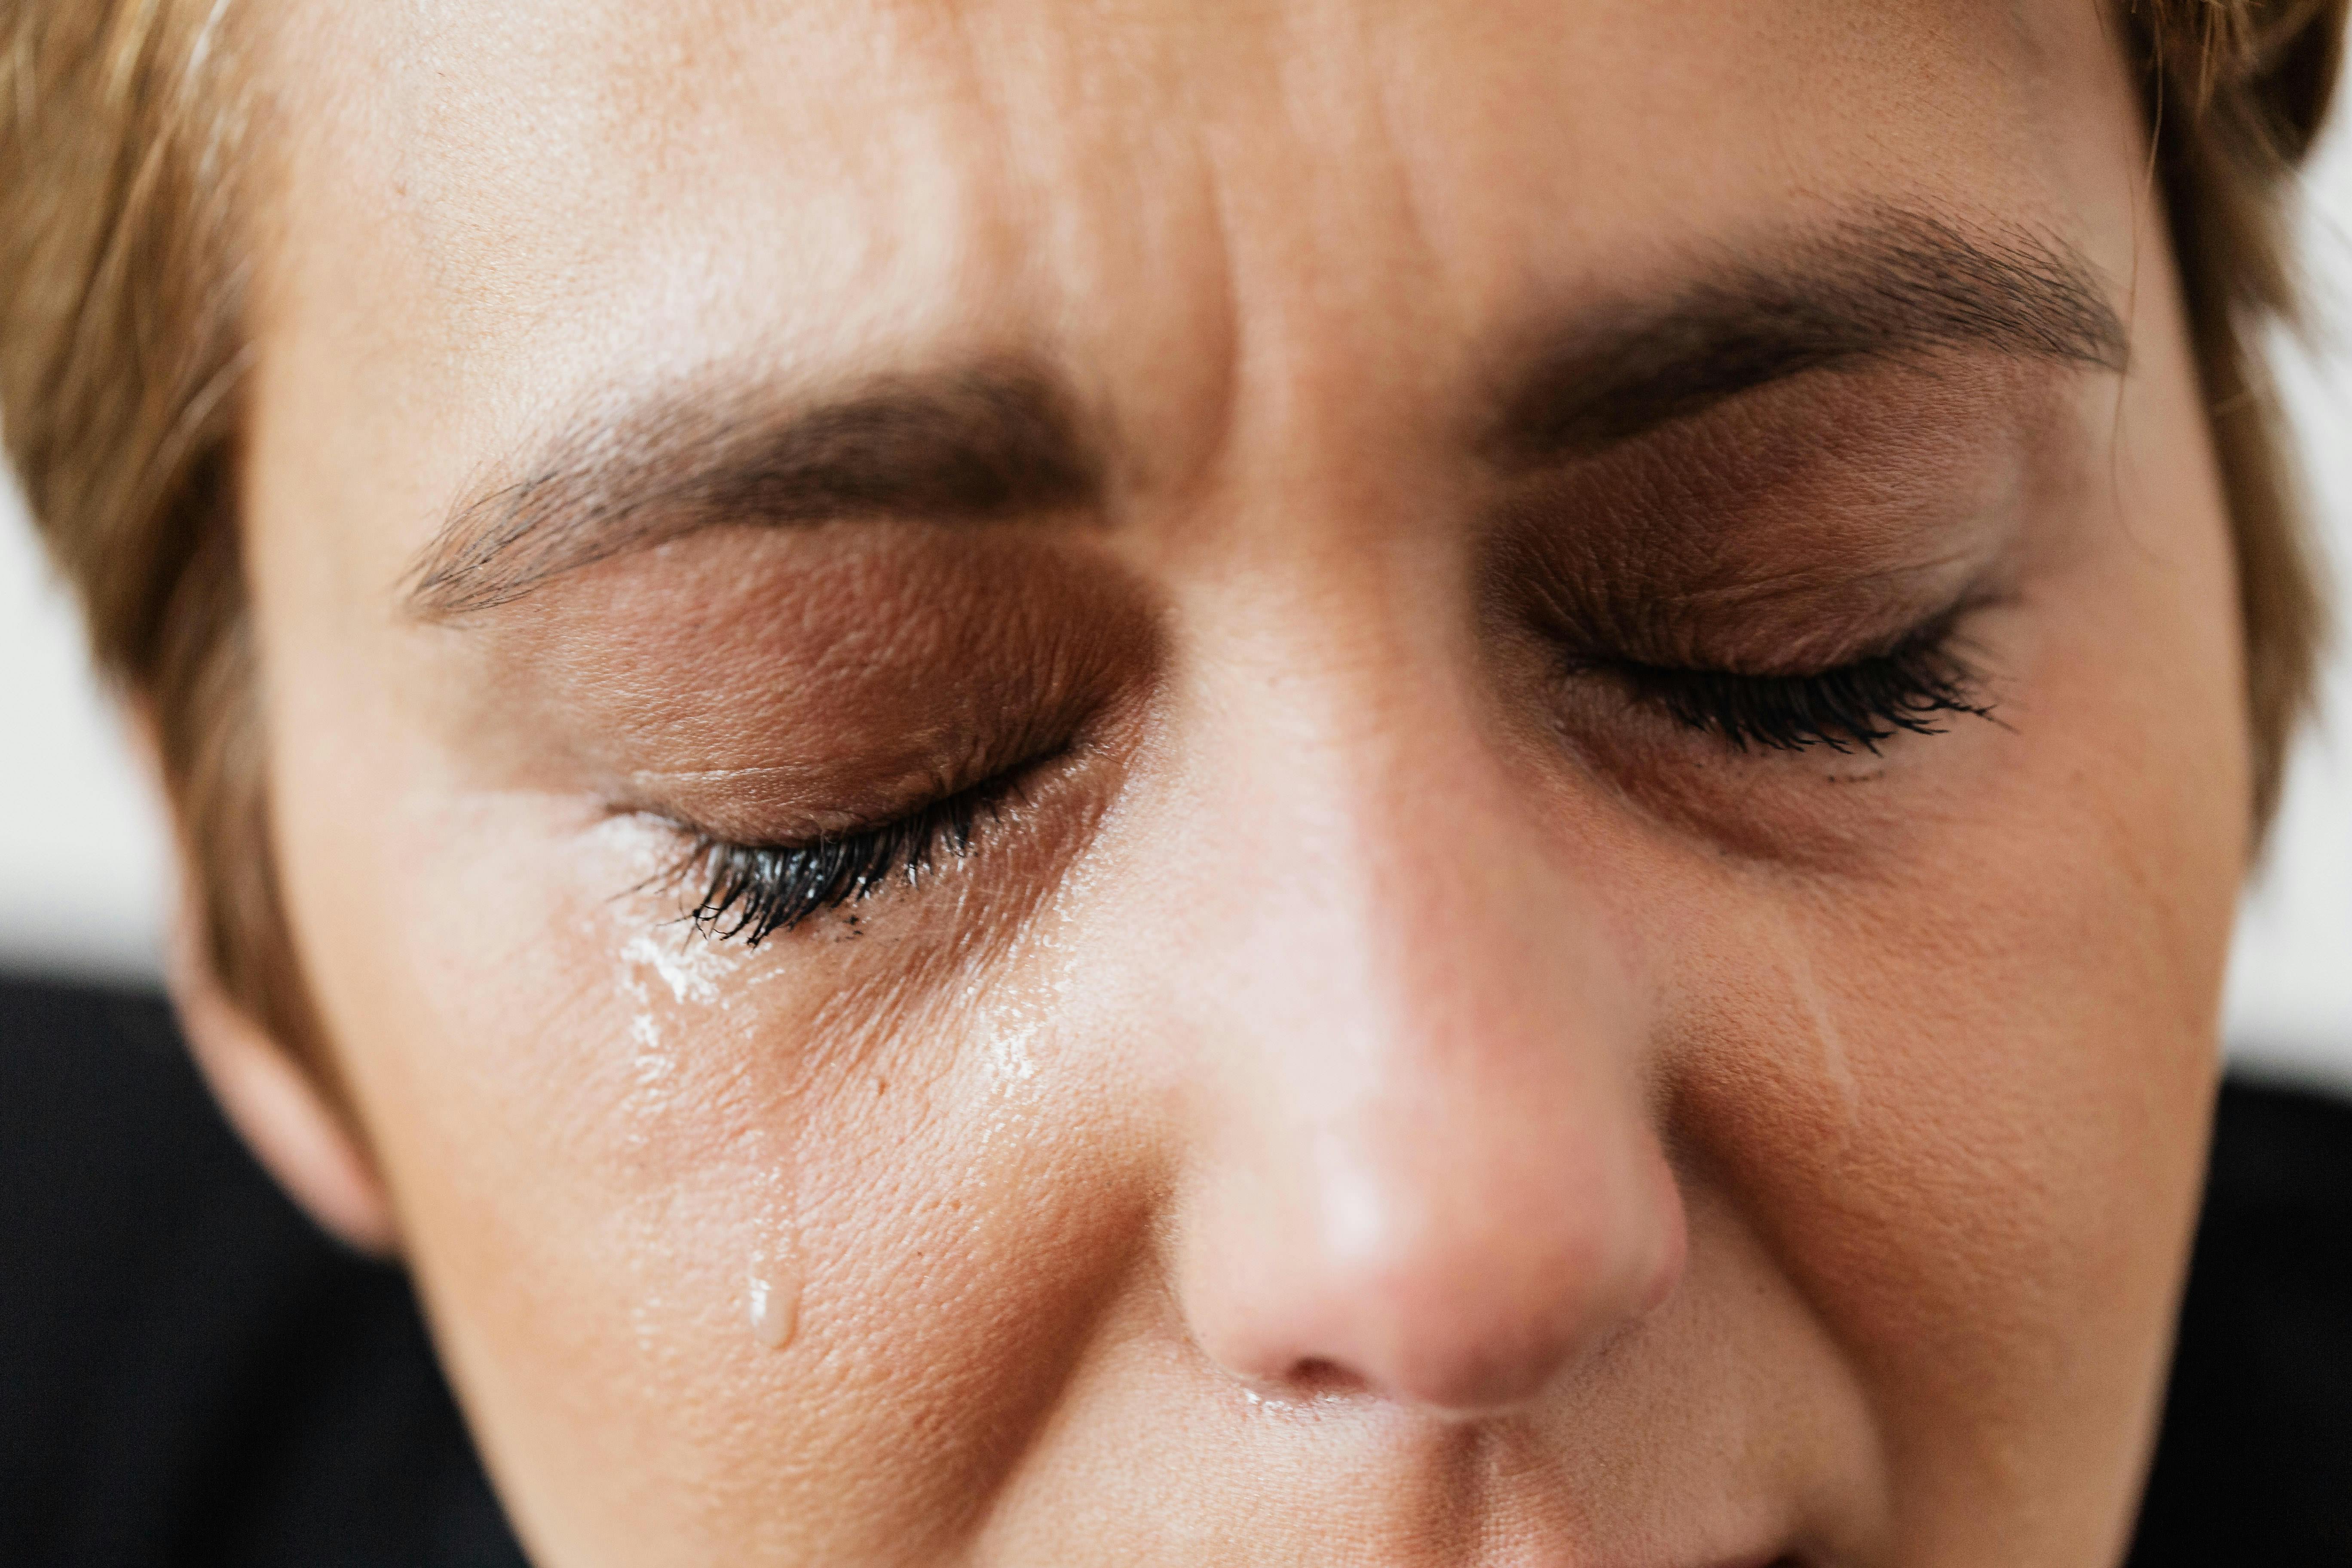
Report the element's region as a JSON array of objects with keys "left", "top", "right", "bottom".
[
  {"left": 1189, "top": 1119, "right": 1688, "bottom": 1418},
  {"left": 1152, "top": 636, "right": 1689, "bottom": 1422}
]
